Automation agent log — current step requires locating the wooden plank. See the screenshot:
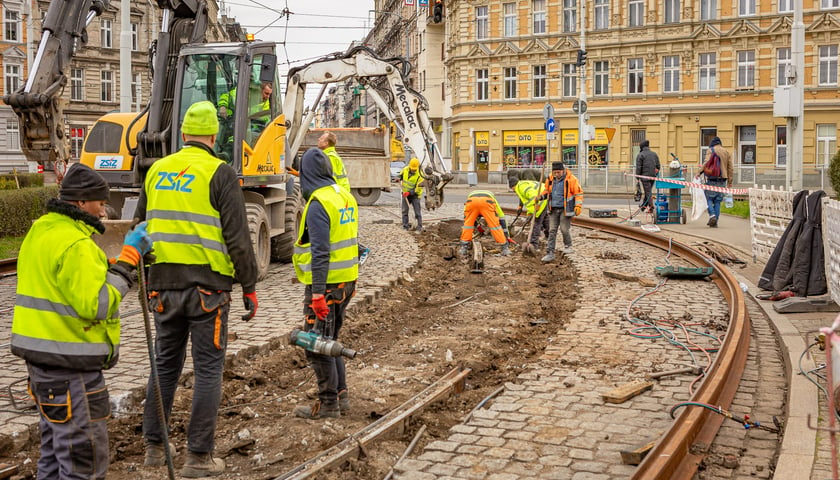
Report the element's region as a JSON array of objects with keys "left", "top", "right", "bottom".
[
  {"left": 602, "top": 380, "right": 654, "bottom": 404},
  {"left": 0, "top": 463, "right": 20, "bottom": 479},
  {"left": 620, "top": 437, "right": 659, "bottom": 465},
  {"left": 603, "top": 270, "right": 639, "bottom": 282}
]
